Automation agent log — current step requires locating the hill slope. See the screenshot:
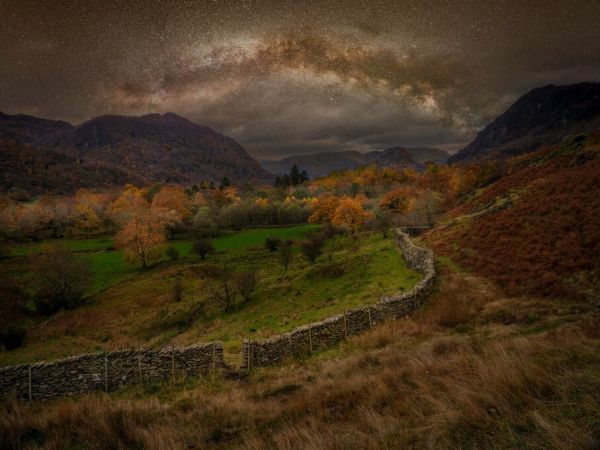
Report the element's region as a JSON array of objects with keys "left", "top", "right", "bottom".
[
  {"left": 0, "top": 112, "right": 272, "bottom": 192},
  {"left": 429, "top": 133, "right": 600, "bottom": 299},
  {"left": 449, "top": 82, "right": 600, "bottom": 163}
]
